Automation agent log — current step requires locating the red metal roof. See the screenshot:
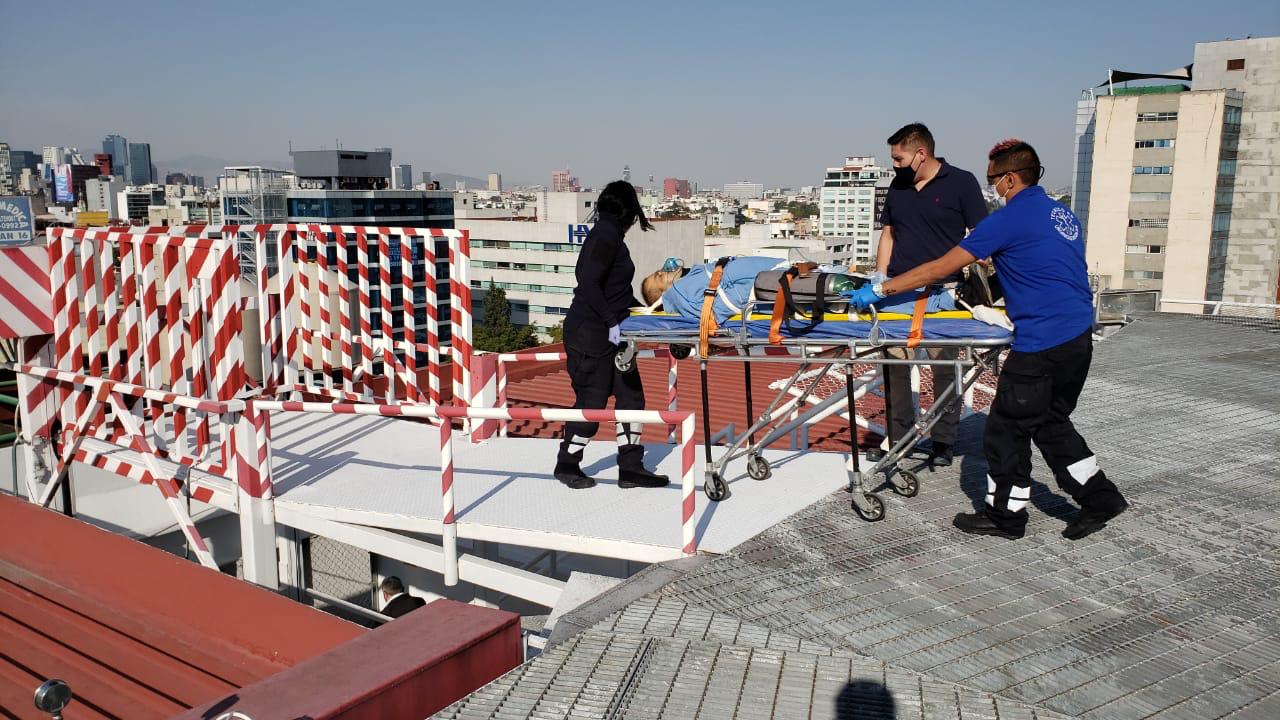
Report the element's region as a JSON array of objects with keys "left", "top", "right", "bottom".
[
  {"left": 0, "top": 493, "right": 364, "bottom": 718},
  {"left": 500, "top": 346, "right": 995, "bottom": 452}
]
